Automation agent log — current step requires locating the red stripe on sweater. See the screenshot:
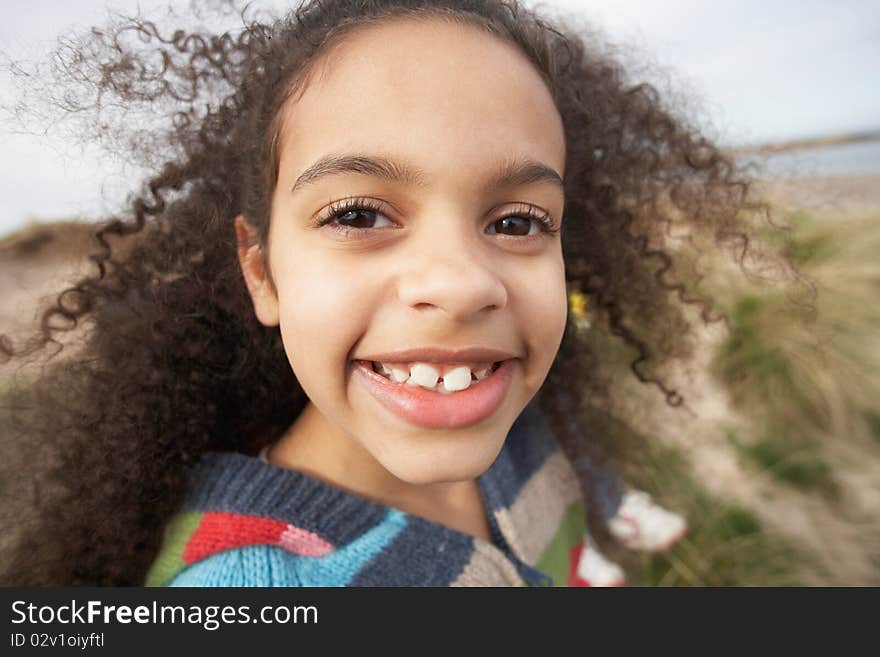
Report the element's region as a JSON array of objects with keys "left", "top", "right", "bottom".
[
  {"left": 568, "top": 540, "right": 590, "bottom": 587},
  {"left": 183, "top": 512, "right": 334, "bottom": 564}
]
